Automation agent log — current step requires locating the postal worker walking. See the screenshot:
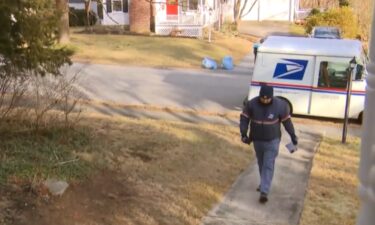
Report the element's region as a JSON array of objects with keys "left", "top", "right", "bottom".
[{"left": 240, "top": 84, "right": 298, "bottom": 203}]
